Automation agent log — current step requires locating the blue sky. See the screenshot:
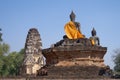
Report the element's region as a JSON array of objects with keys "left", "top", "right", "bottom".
[{"left": 0, "top": 0, "right": 120, "bottom": 69}]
